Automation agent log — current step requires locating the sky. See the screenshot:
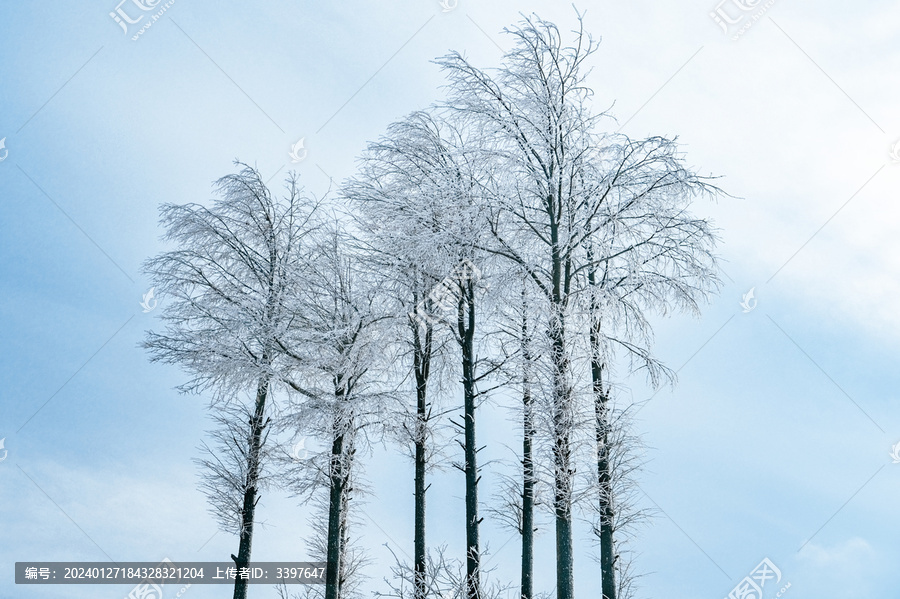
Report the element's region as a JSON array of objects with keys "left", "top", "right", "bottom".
[{"left": 2, "top": 0, "right": 900, "bottom": 598}]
